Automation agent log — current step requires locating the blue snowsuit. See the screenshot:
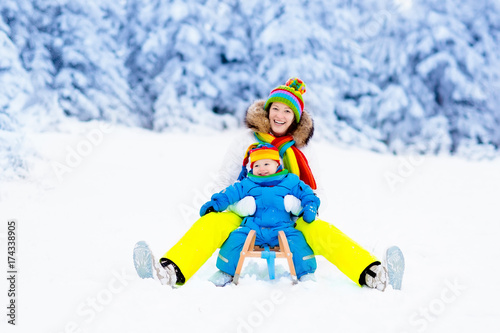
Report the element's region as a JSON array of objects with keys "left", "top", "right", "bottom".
[{"left": 207, "top": 170, "right": 320, "bottom": 279}]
